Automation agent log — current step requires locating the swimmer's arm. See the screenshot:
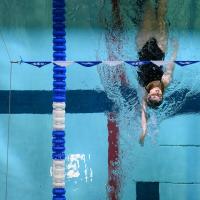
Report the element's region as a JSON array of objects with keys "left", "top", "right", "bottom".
[
  {"left": 141, "top": 100, "right": 147, "bottom": 136},
  {"left": 162, "top": 41, "right": 179, "bottom": 87},
  {"left": 139, "top": 99, "right": 147, "bottom": 145}
]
